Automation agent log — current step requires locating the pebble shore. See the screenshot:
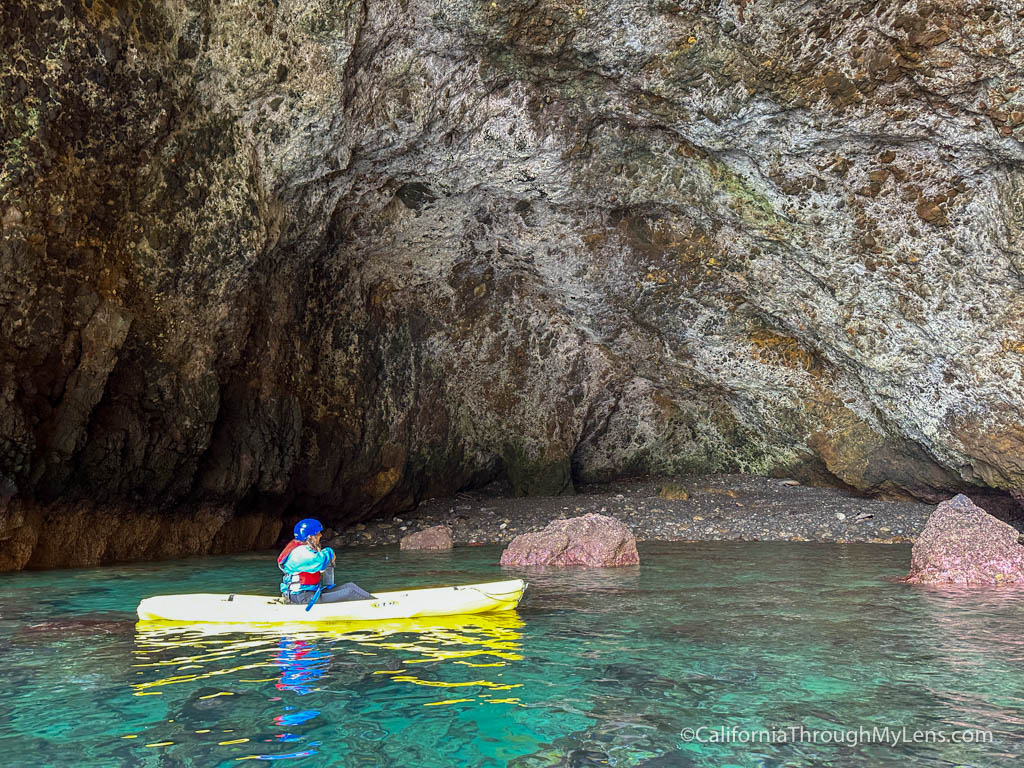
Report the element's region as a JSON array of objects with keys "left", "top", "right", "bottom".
[{"left": 326, "top": 475, "right": 940, "bottom": 550}]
